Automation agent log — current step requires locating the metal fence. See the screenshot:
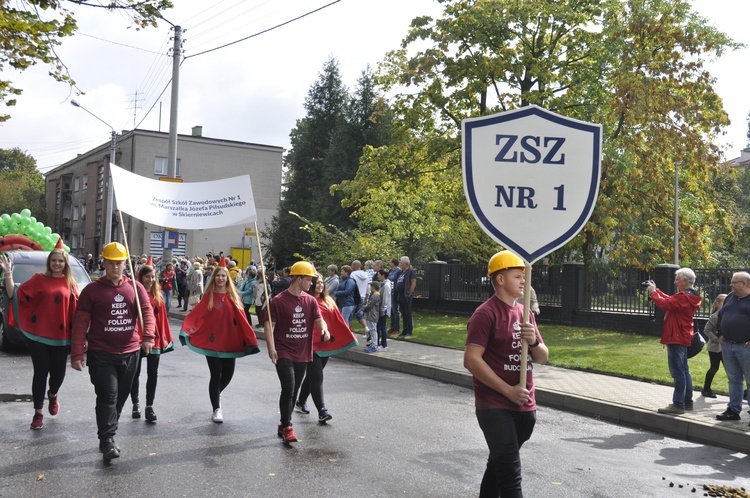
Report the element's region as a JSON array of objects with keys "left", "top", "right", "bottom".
[{"left": 412, "top": 263, "right": 739, "bottom": 318}]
